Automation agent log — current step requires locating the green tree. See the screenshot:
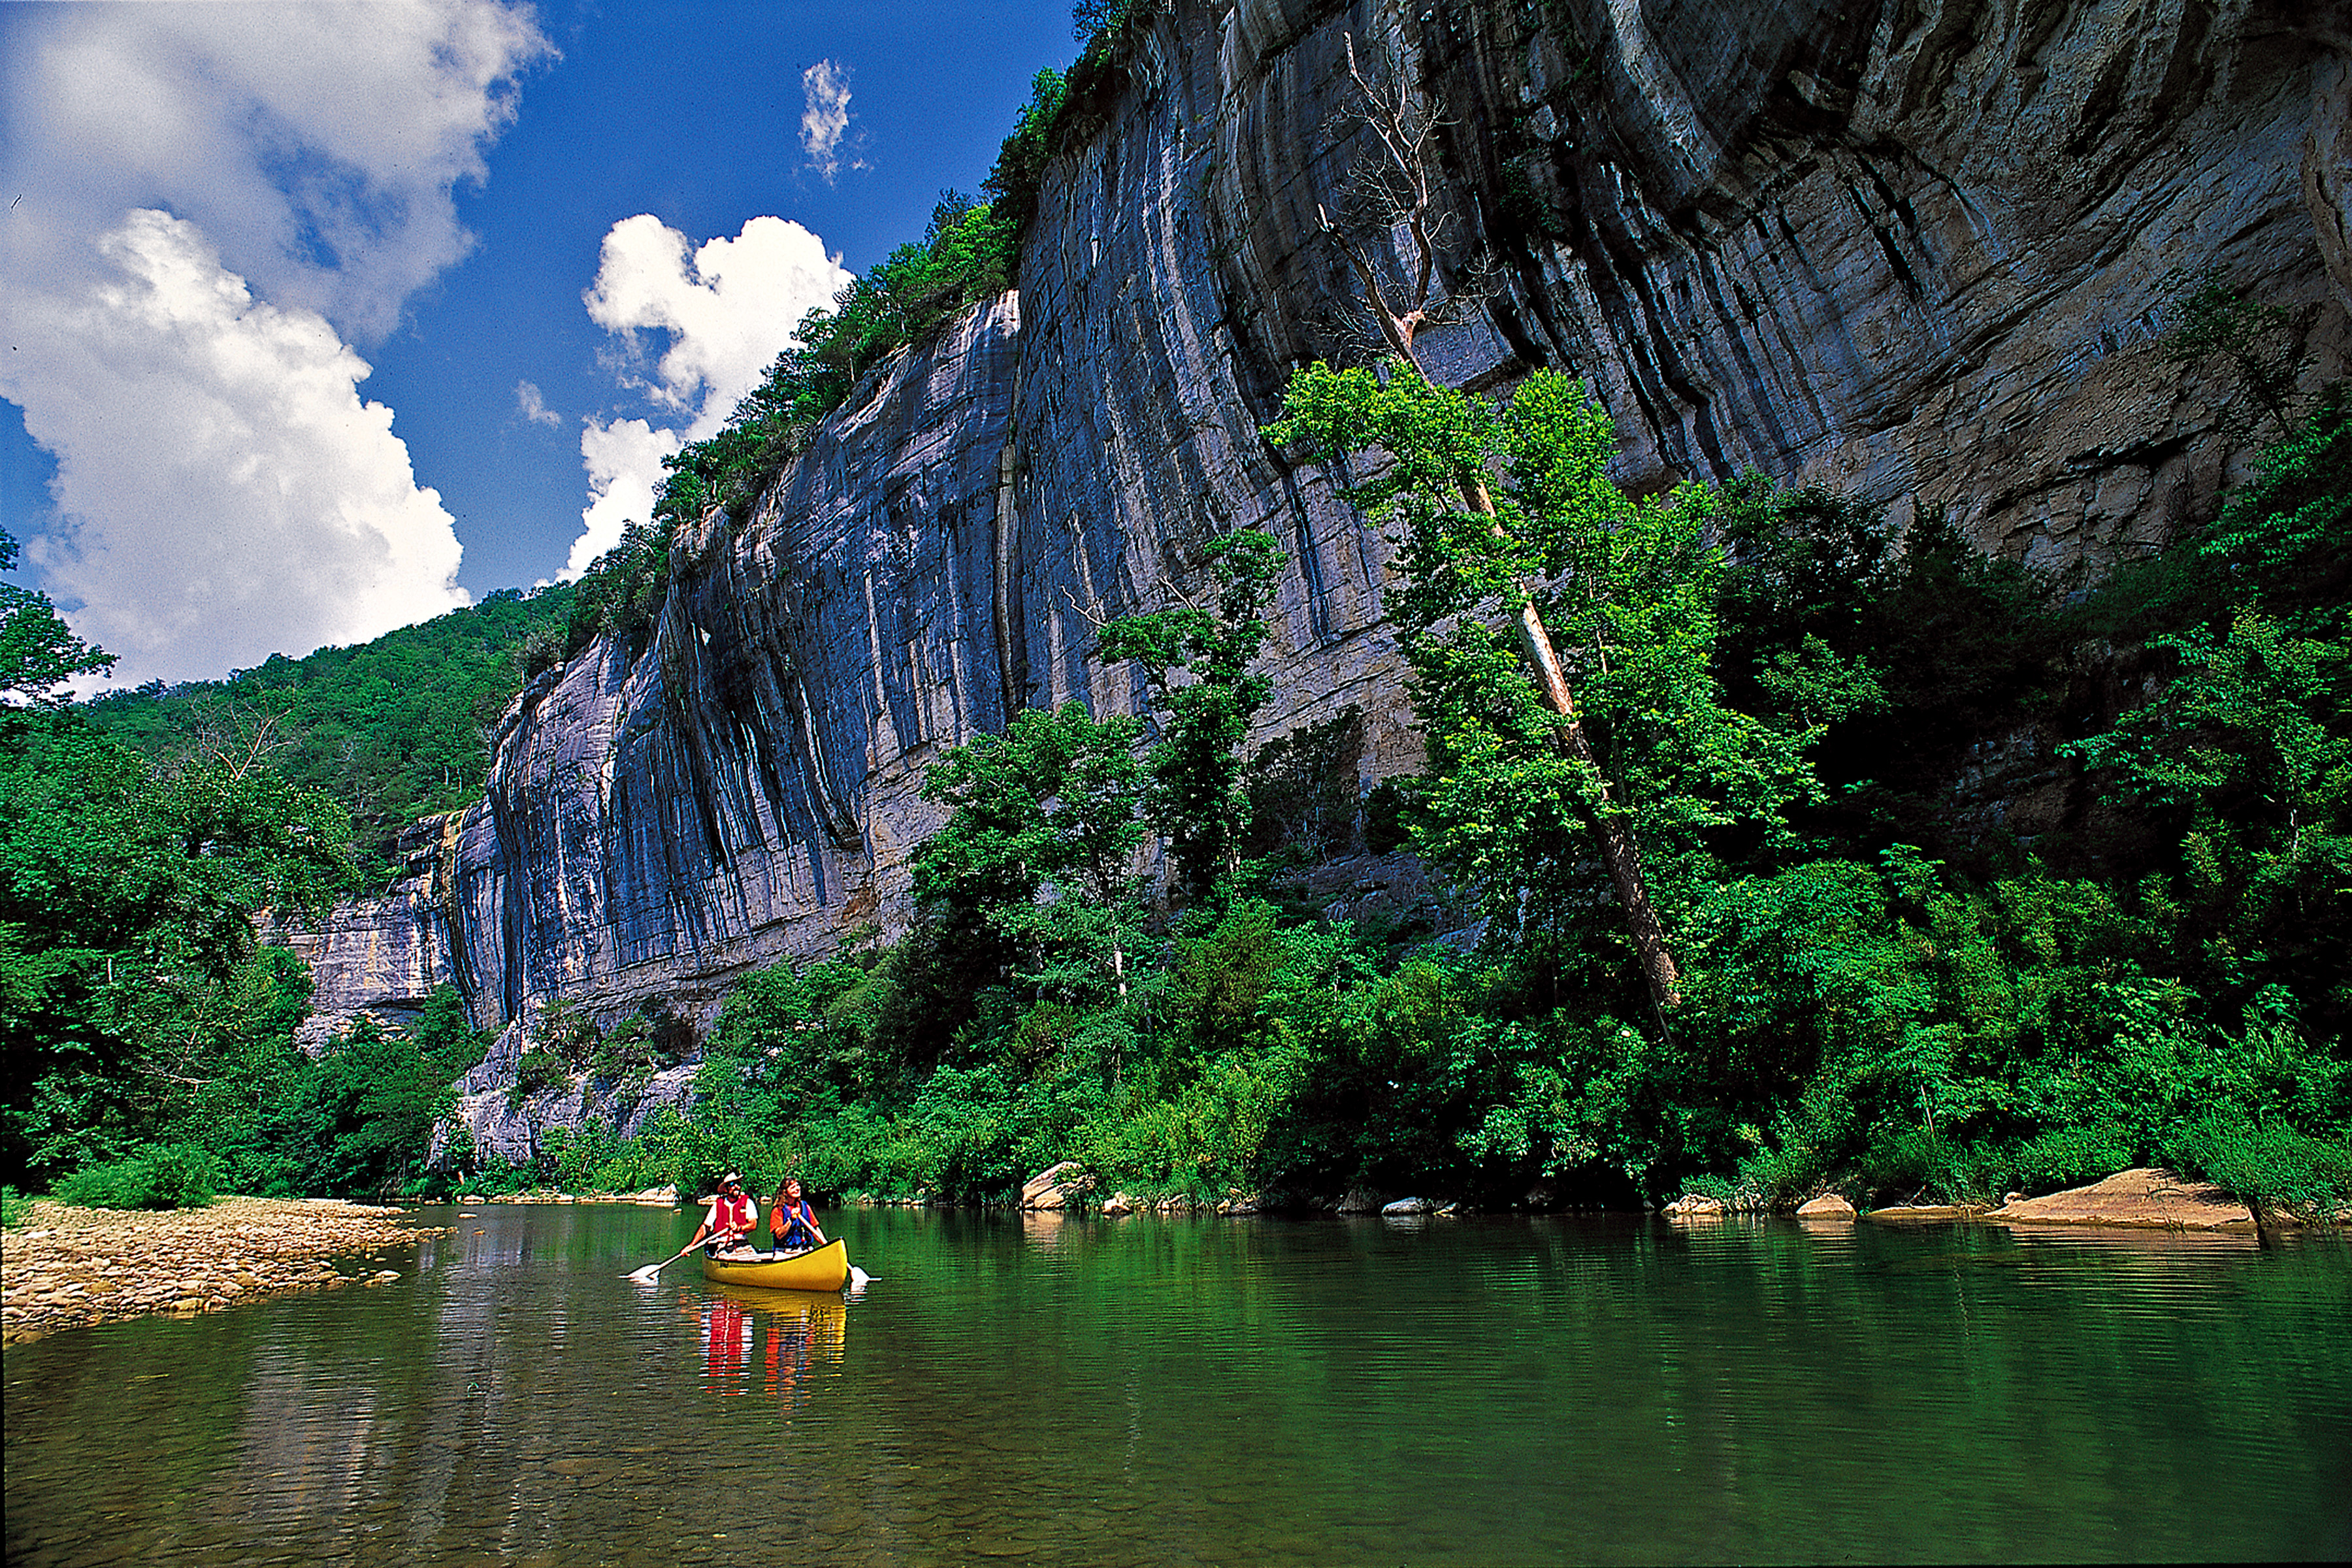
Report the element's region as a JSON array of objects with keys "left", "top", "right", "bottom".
[
  {"left": 1096, "top": 528, "right": 1281, "bottom": 900},
  {"left": 2062, "top": 606, "right": 2351, "bottom": 1024},
  {"left": 2160, "top": 267, "right": 2310, "bottom": 441},
  {"left": 2, "top": 529, "right": 116, "bottom": 710},
  {"left": 1301, "top": 37, "right": 1702, "bottom": 1017},
  {"left": 983, "top": 69, "right": 1069, "bottom": 237},
  {"left": 1271, "top": 367, "right": 1828, "bottom": 1020},
  {"left": 0, "top": 706, "right": 355, "bottom": 1182},
  {"left": 915, "top": 702, "right": 1150, "bottom": 998},
  {"left": 229, "top": 1011, "right": 481, "bottom": 1198}
]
